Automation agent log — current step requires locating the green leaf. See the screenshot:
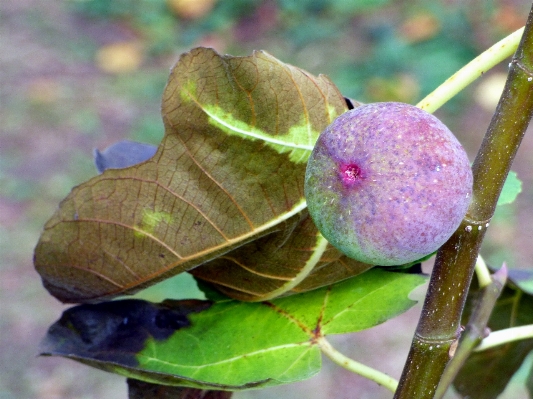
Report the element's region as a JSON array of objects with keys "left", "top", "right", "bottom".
[
  {"left": 454, "top": 280, "right": 533, "bottom": 398},
  {"left": 497, "top": 170, "right": 522, "bottom": 206},
  {"left": 40, "top": 269, "right": 426, "bottom": 390},
  {"left": 33, "top": 47, "right": 352, "bottom": 303}
]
